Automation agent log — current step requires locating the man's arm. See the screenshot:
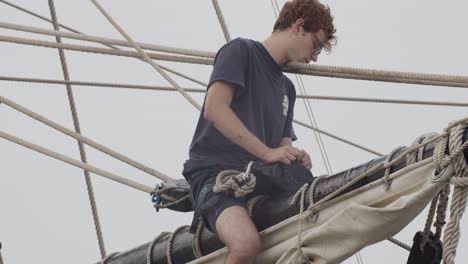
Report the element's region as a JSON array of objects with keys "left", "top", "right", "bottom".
[
  {"left": 204, "top": 81, "right": 300, "bottom": 165},
  {"left": 279, "top": 137, "right": 293, "bottom": 147}
]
